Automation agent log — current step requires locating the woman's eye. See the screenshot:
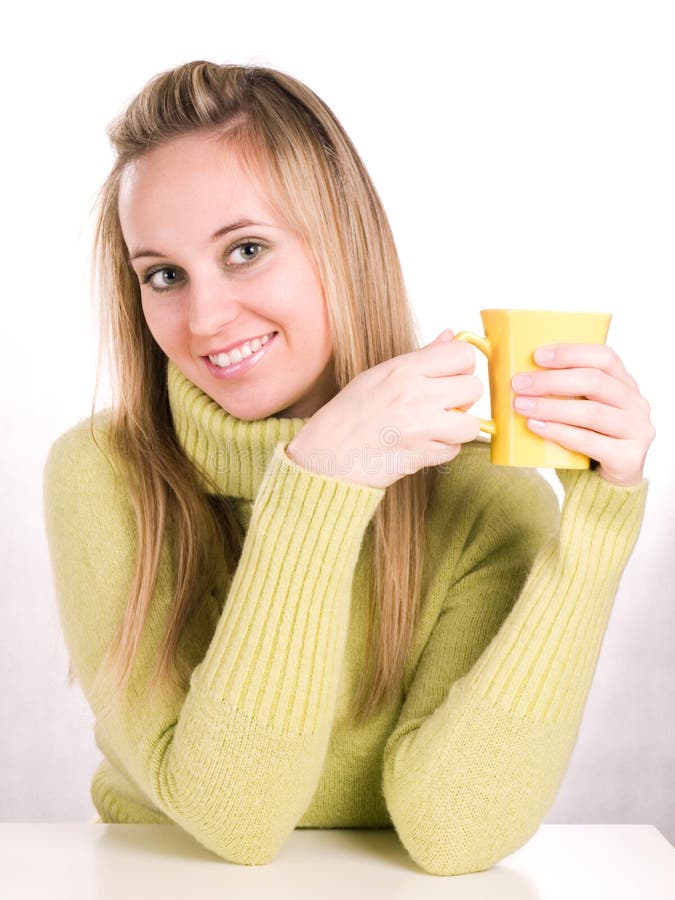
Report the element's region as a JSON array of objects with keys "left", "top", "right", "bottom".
[
  {"left": 227, "top": 240, "right": 265, "bottom": 265},
  {"left": 139, "top": 241, "right": 266, "bottom": 294},
  {"left": 141, "top": 268, "right": 182, "bottom": 293}
]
